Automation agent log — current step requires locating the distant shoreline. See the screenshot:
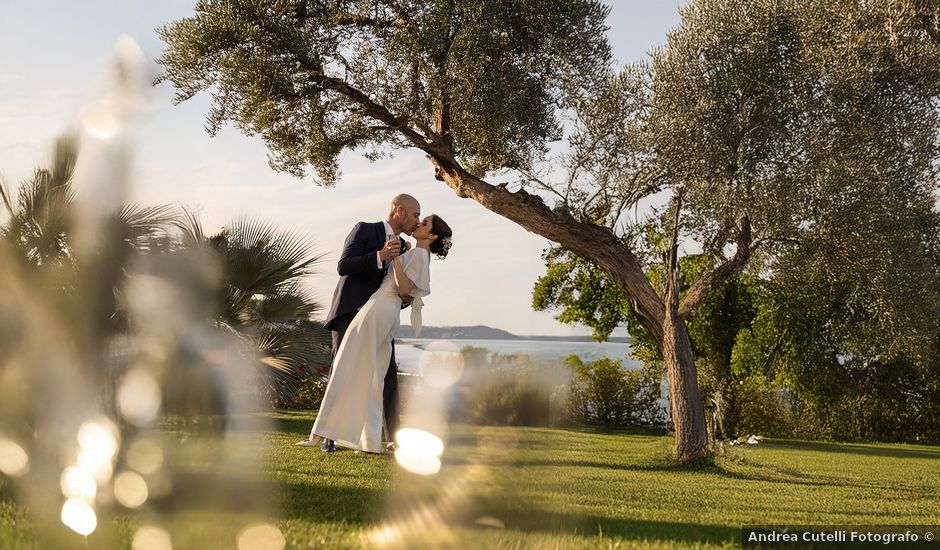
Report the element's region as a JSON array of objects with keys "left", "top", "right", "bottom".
[{"left": 396, "top": 324, "right": 632, "bottom": 344}]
